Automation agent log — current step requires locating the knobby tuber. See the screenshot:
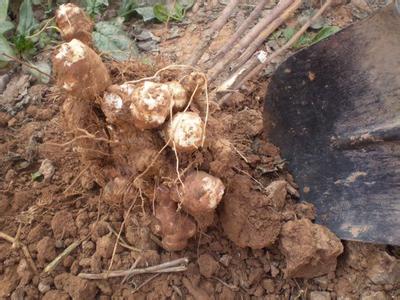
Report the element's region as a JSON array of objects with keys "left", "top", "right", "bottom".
[
  {"left": 172, "top": 171, "right": 225, "bottom": 229},
  {"left": 55, "top": 3, "right": 93, "bottom": 45},
  {"left": 167, "top": 112, "right": 204, "bottom": 152},
  {"left": 101, "top": 84, "right": 134, "bottom": 125},
  {"left": 130, "top": 81, "right": 172, "bottom": 130},
  {"left": 166, "top": 81, "right": 188, "bottom": 111},
  {"left": 153, "top": 186, "right": 197, "bottom": 251},
  {"left": 53, "top": 39, "right": 111, "bottom": 99}
]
